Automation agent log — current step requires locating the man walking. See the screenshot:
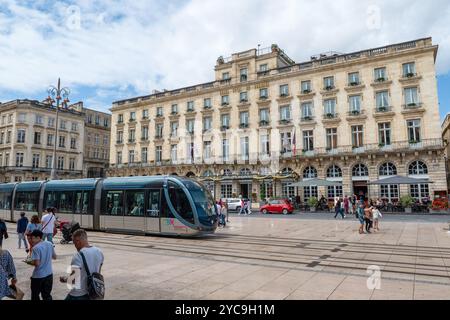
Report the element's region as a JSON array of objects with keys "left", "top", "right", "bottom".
[
  {"left": 17, "top": 212, "right": 29, "bottom": 251},
  {"left": 27, "top": 230, "right": 56, "bottom": 300},
  {"left": 41, "top": 208, "right": 56, "bottom": 244},
  {"left": 60, "top": 229, "right": 104, "bottom": 300}
]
